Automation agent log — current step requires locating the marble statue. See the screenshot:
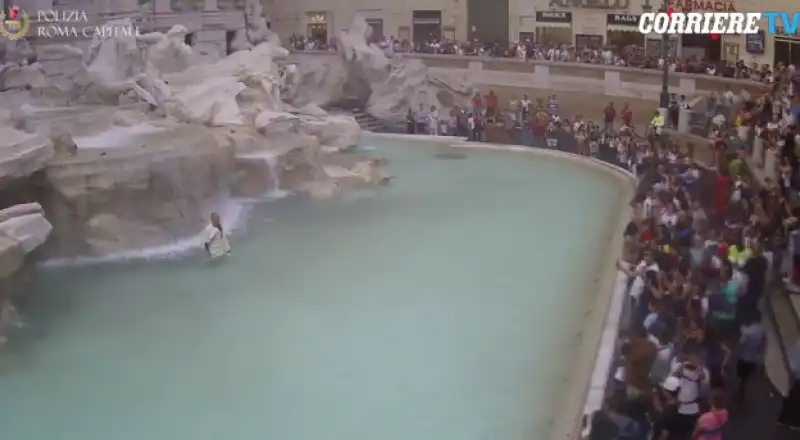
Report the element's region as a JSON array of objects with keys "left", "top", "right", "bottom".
[
  {"left": 144, "top": 25, "right": 195, "bottom": 74},
  {"left": 0, "top": 38, "right": 47, "bottom": 91},
  {"left": 0, "top": 12, "right": 370, "bottom": 265},
  {"left": 0, "top": 7, "right": 427, "bottom": 349},
  {"left": 229, "top": 0, "right": 277, "bottom": 52},
  {"left": 77, "top": 19, "right": 172, "bottom": 106},
  {"left": 243, "top": 0, "right": 272, "bottom": 46},
  {"left": 0, "top": 10, "right": 472, "bottom": 267},
  {"left": 290, "top": 17, "right": 475, "bottom": 124}
]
